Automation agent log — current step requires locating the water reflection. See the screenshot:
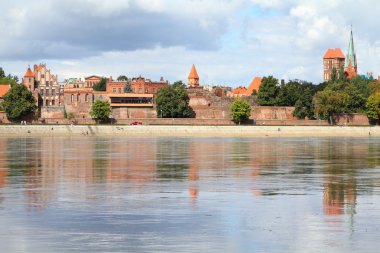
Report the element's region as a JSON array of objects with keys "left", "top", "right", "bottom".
[{"left": 0, "top": 136, "right": 379, "bottom": 252}]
